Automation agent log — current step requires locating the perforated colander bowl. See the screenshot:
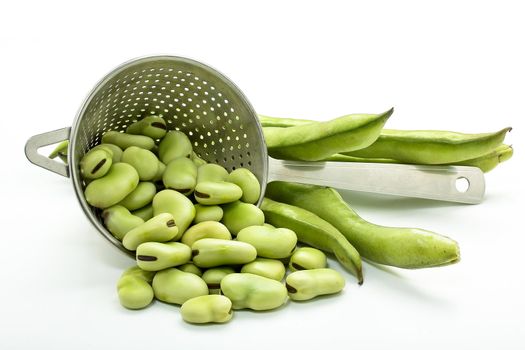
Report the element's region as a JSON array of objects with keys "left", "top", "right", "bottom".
[{"left": 25, "top": 55, "right": 268, "bottom": 256}]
